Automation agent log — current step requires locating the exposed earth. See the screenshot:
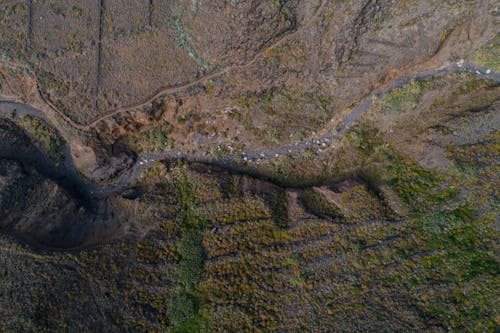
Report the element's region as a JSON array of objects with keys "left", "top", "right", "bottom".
[{"left": 0, "top": 0, "right": 499, "bottom": 332}]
